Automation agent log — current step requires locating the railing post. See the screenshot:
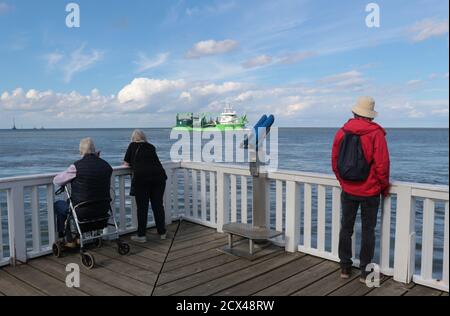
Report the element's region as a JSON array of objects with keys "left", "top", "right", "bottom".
[
  {"left": 393, "top": 186, "right": 416, "bottom": 284},
  {"left": 216, "top": 171, "right": 230, "bottom": 233},
  {"left": 443, "top": 201, "right": 449, "bottom": 289},
  {"left": 46, "top": 184, "right": 56, "bottom": 247},
  {"left": 7, "top": 186, "right": 27, "bottom": 264},
  {"left": 118, "top": 176, "right": 127, "bottom": 232},
  {"left": 331, "top": 187, "right": 341, "bottom": 258},
  {"left": 285, "top": 181, "right": 300, "bottom": 253}
]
